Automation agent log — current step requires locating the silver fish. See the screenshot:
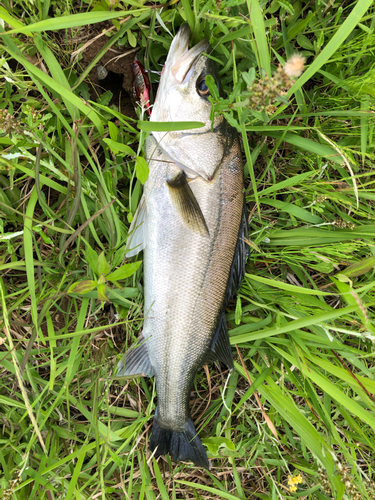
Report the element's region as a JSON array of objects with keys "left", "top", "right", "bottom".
[{"left": 118, "top": 25, "right": 248, "bottom": 468}]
